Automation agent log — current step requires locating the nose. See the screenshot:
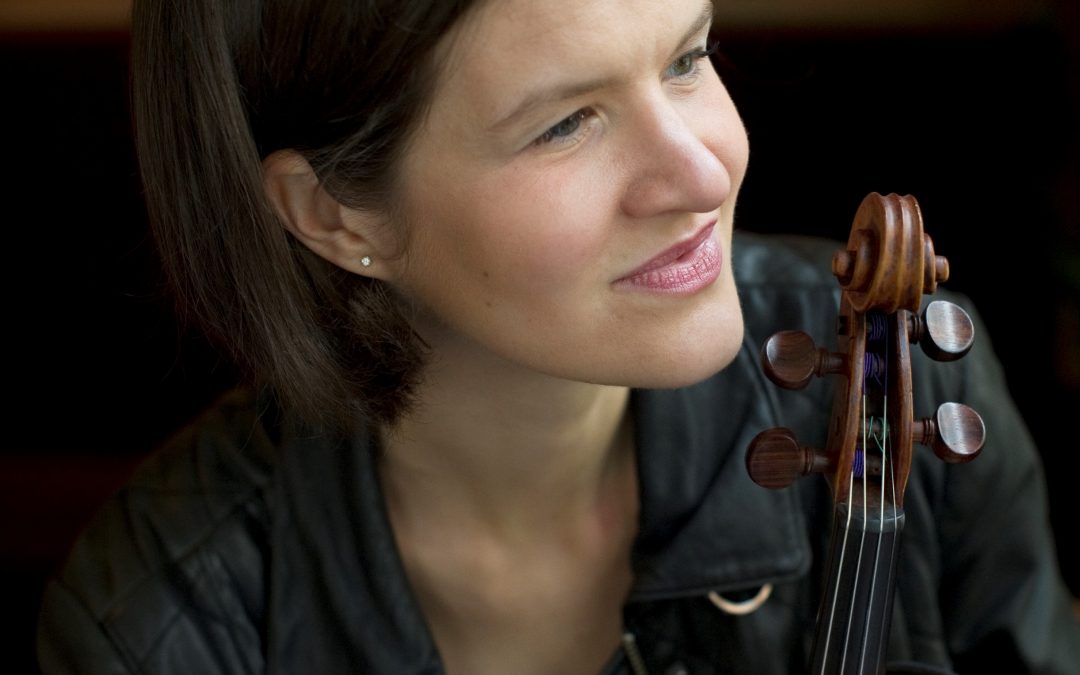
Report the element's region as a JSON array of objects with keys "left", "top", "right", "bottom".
[{"left": 618, "top": 94, "right": 734, "bottom": 219}]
